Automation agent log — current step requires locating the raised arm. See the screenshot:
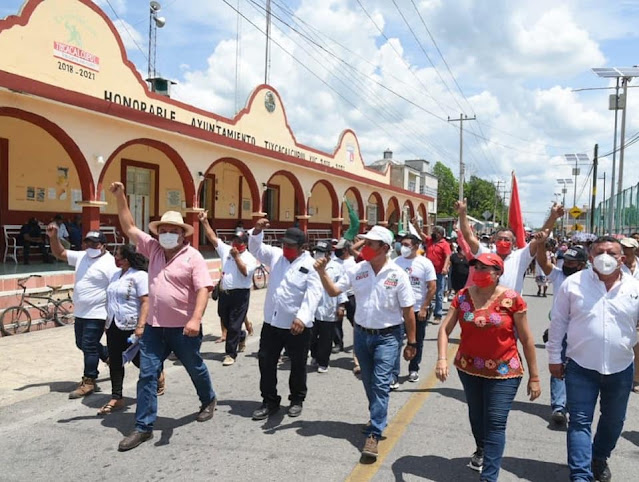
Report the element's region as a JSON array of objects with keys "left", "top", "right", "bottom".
[
  {"left": 46, "top": 223, "right": 68, "bottom": 261},
  {"left": 313, "top": 257, "right": 343, "bottom": 297},
  {"left": 109, "top": 182, "right": 143, "bottom": 244},
  {"left": 454, "top": 198, "right": 480, "bottom": 255},
  {"left": 411, "top": 217, "right": 429, "bottom": 244},
  {"left": 534, "top": 230, "right": 553, "bottom": 276},
  {"left": 529, "top": 203, "right": 564, "bottom": 256},
  {"left": 248, "top": 218, "right": 277, "bottom": 267},
  {"left": 197, "top": 211, "right": 219, "bottom": 248}
]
